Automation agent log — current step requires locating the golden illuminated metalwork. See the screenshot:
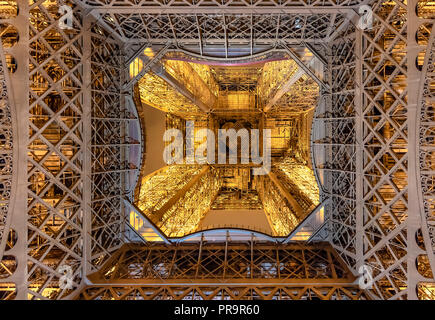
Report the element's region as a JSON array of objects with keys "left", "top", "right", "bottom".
[
  {"left": 138, "top": 71, "right": 200, "bottom": 115},
  {"left": 76, "top": 242, "right": 370, "bottom": 300},
  {"left": 277, "top": 159, "right": 320, "bottom": 206},
  {"left": 257, "top": 59, "right": 300, "bottom": 107},
  {"left": 135, "top": 165, "right": 222, "bottom": 238},
  {"left": 418, "top": 283, "right": 435, "bottom": 300},
  {"left": 164, "top": 59, "right": 217, "bottom": 108},
  {"left": 257, "top": 175, "right": 300, "bottom": 236},
  {"left": 136, "top": 165, "right": 202, "bottom": 213},
  {"left": 134, "top": 55, "right": 321, "bottom": 238},
  {"left": 188, "top": 61, "right": 219, "bottom": 97},
  {"left": 159, "top": 168, "right": 222, "bottom": 237},
  {"left": 1, "top": 0, "right": 434, "bottom": 301}
]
